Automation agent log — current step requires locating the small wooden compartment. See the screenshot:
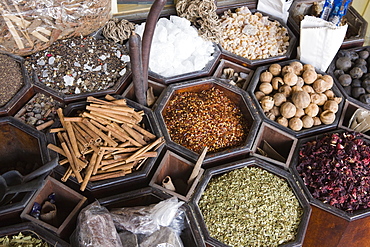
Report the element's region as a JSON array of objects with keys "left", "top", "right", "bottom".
[
  {"left": 21, "top": 176, "right": 87, "bottom": 238},
  {"left": 213, "top": 59, "right": 254, "bottom": 90},
  {"left": 150, "top": 150, "right": 204, "bottom": 202},
  {"left": 251, "top": 122, "right": 297, "bottom": 169}
]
